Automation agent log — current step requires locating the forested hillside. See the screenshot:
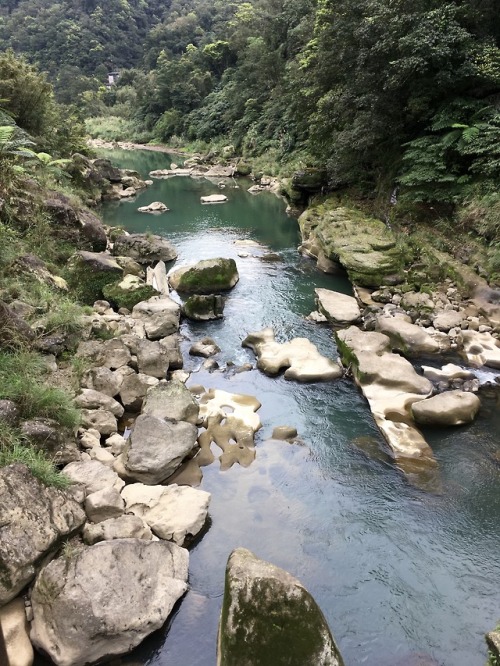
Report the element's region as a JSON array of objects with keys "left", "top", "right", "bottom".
[{"left": 2, "top": 0, "right": 500, "bottom": 216}]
